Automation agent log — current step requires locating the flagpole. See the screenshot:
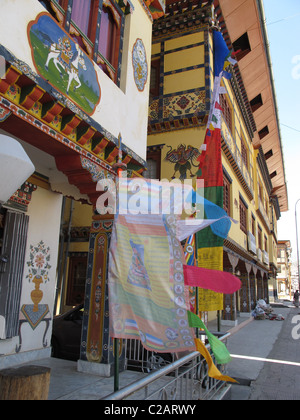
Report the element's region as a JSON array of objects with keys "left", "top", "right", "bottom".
[{"left": 112, "top": 134, "right": 127, "bottom": 392}]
